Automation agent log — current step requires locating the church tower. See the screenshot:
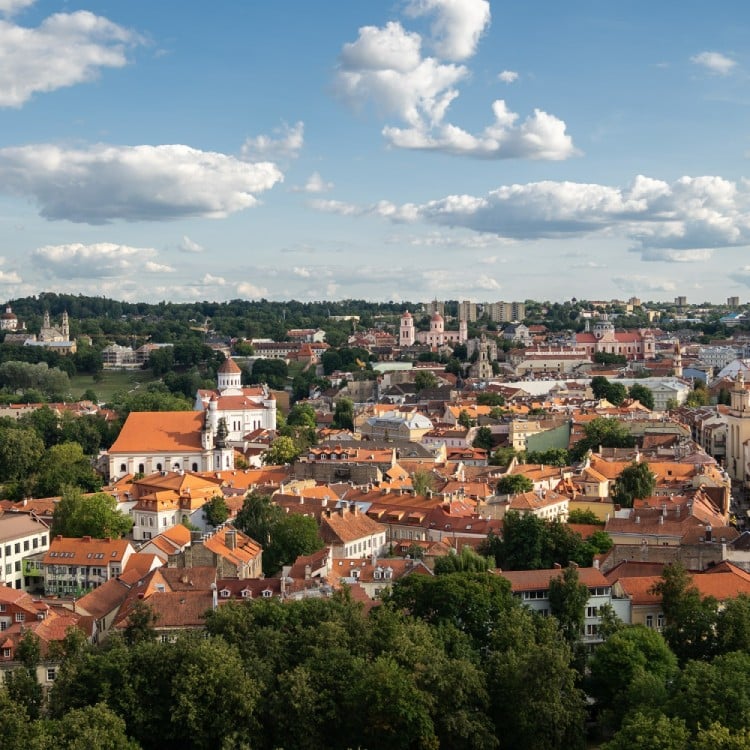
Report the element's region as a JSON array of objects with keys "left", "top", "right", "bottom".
[
  {"left": 400, "top": 311, "right": 415, "bottom": 347},
  {"left": 673, "top": 340, "right": 682, "bottom": 378},
  {"left": 726, "top": 371, "right": 750, "bottom": 480},
  {"left": 62, "top": 310, "right": 70, "bottom": 340},
  {"left": 459, "top": 318, "right": 468, "bottom": 344}
]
